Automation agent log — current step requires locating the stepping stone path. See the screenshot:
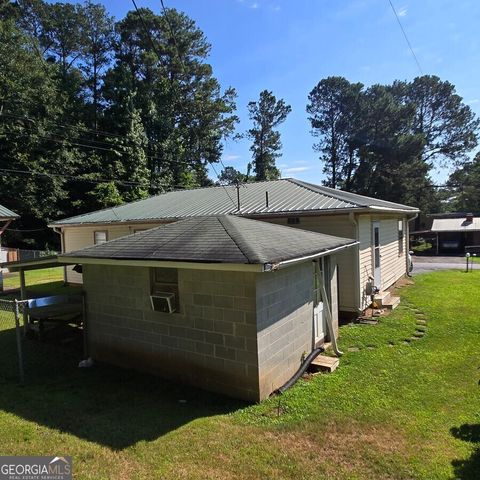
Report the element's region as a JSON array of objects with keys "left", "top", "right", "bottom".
[{"left": 347, "top": 299, "right": 428, "bottom": 353}]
